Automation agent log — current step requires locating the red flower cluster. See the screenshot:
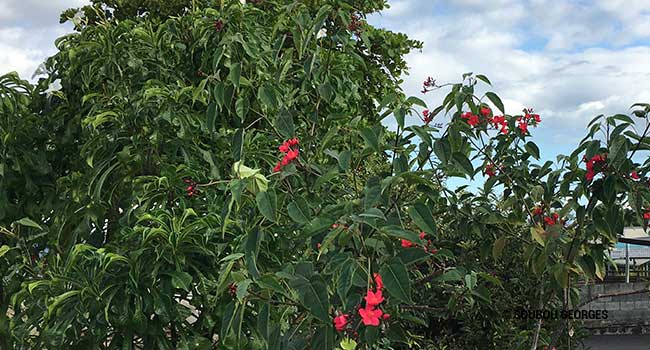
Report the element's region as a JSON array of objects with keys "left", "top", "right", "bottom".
[
  {"left": 643, "top": 211, "right": 650, "bottom": 220},
  {"left": 490, "top": 115, "right": 509, "bottom": 134},
  {"left": 543, "top": 213, "right": 560, "bottom": 226},
  {"left": 422, "top": 109, "right": 433, "bottom": 124},
  {"left": 273, "top": 138, "right": 300, "bottom": 172},
  {"left": 214, "top": 20, "right": 224, "bottom": 32},
  {"left": 348, "top": 13, "right": 364, "bottom": 36},
  {"left": 333, "top": 274, "right": 389, "bottom": 331},
  {"left": 332, "top": 223, "right": 349, "bottom": 230},
  {"left": 461, "top": 112, "right": 480, "bottom": 127},
  {"left": 532, "top": 206, "right": 544, "bottom": 216},
  {"left": 228, "top": 282, "right": 237, "bottom": 297},
  {"left": 183, "top": 178, "right": 198, "bottom": 197},
  {"left": 421, "top": 76, "right": 436, "bottom": 94},
  {"left": 585, "top": 154, "right": 607, "bottom": 181},
  {"left": 515, "top": 108, "right": 541, "bottom": 135},
  {"left": 484, "top": 163, "right": 497, "bottom": 177},
  {"left": 358, "top": 273, "right": 389, "bottom": 326},
  {"left": 401, "top": 232, "right": 437, "bottom": 253}
]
